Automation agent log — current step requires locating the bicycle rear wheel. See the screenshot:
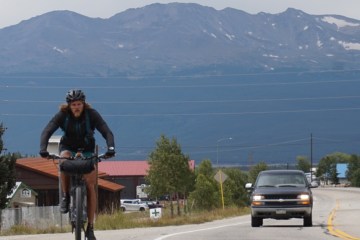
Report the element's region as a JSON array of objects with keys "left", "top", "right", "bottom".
[{"left": 75, "top": 186, "right": 83, "bottom": 240}]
